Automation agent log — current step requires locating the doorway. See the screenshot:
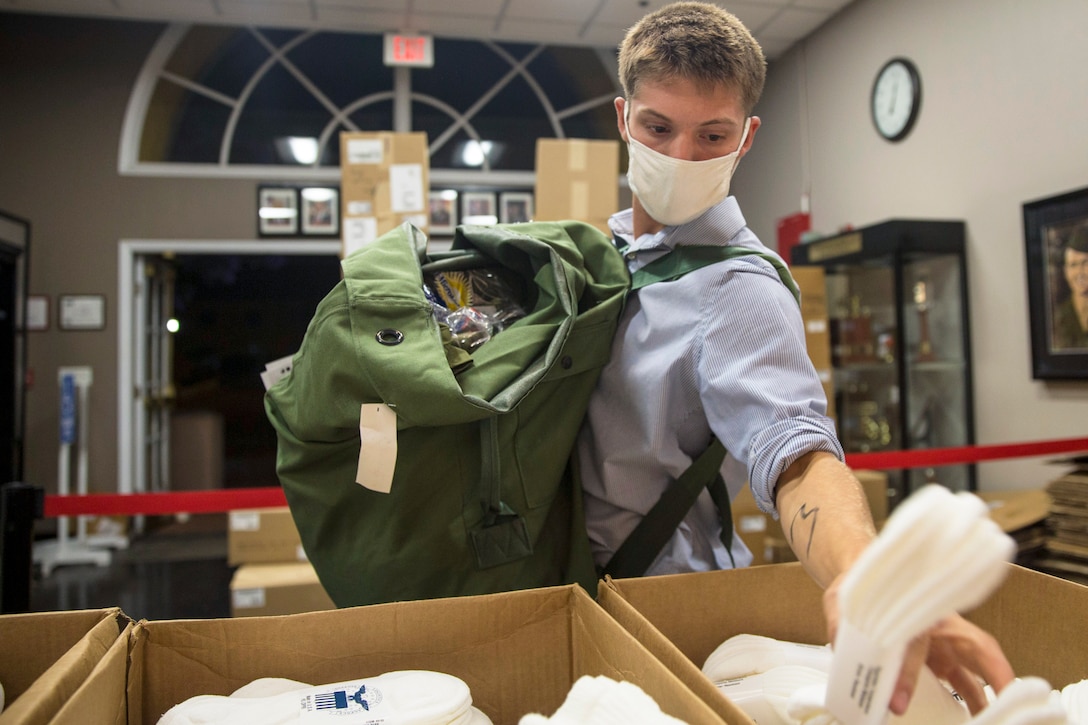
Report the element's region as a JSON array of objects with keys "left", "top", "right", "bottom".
[{"left": 118, "top": 240, "right": 341, "bottom": 497}]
